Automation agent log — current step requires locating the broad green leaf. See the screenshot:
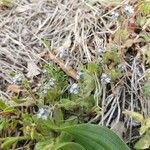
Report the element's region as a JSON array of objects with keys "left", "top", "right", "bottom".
[
  {"left": 58, "top": 132, "right": 73, "bottom": 143},
  {"left": 60, "top": 124, "right": 130, "bottom": 150},
  {"left": 52, "top": 142, "right": 86, "bottom": 150},
  {"left": 64, "top": 116, "right": 78, "bottom": 126},
  {"left": 123, "top": 110, "right": 144, "bottom": 122}
]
